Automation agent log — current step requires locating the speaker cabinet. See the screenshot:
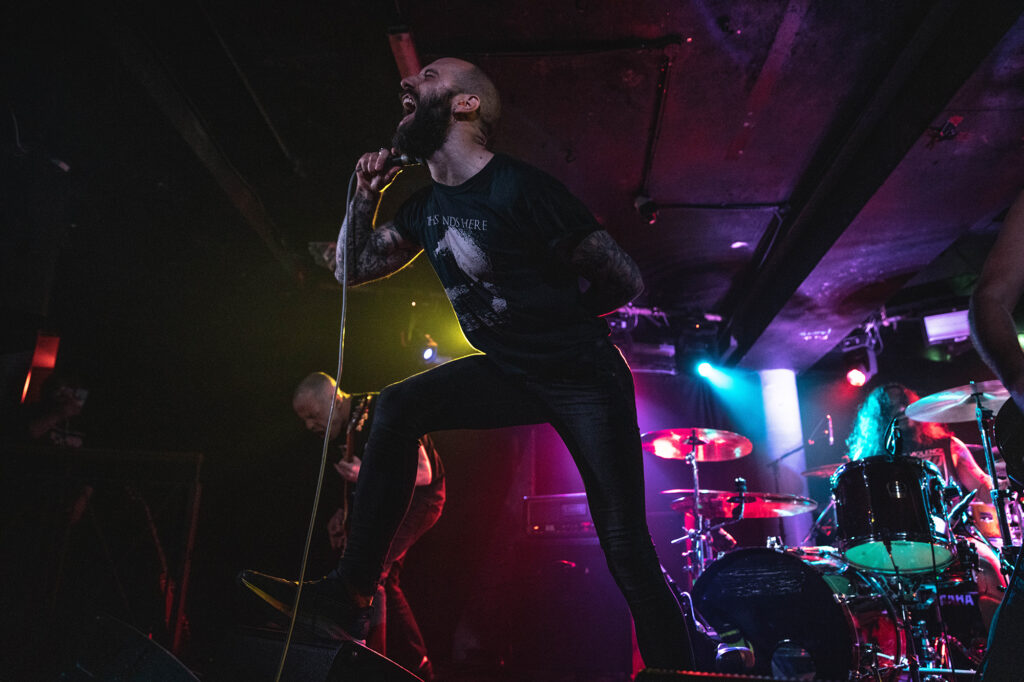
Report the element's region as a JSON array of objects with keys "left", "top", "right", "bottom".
[
  {"left": 63, "top": 614, "right": 199, "bottom": 680},
  {"left": 455, "top": 534, "right": 635, "bottom": 680}
]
